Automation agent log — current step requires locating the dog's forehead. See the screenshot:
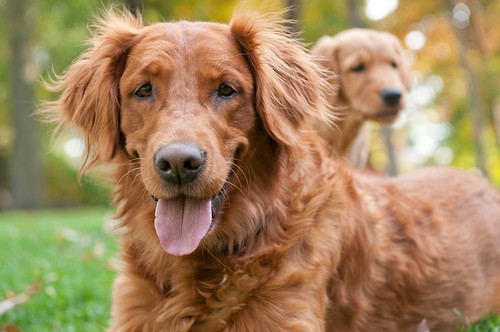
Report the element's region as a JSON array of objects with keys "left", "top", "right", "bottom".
[
  {"left": 122, "top": 20, "right": 253, "bottom": 93},
  {"left": 337, "top": 31, "right": 400, "bottom": 65},
  {"left": 131, "top": 21, "right": 241, "bottom": 58},
  {"left": 344, "top": 31, "right": 398, "bottom": 53}
]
